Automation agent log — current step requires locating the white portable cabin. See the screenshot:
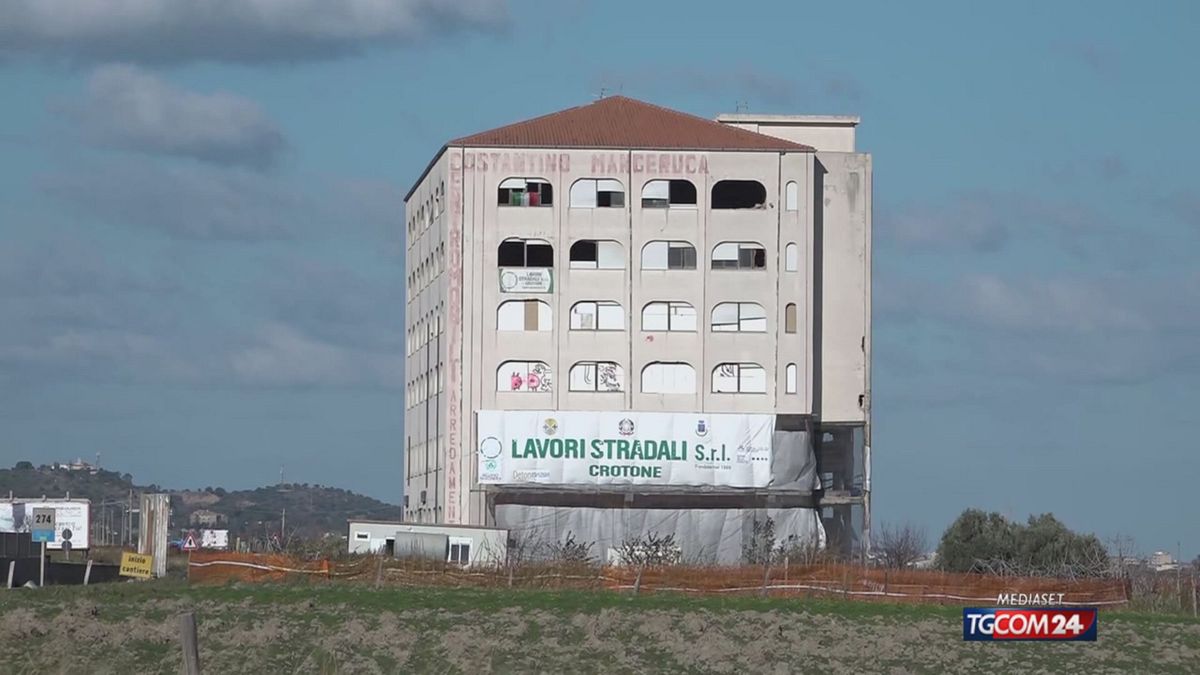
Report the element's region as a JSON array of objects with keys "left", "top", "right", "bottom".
[{"left": 347, "top": 520, "right": 508, "bottom": 567}]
